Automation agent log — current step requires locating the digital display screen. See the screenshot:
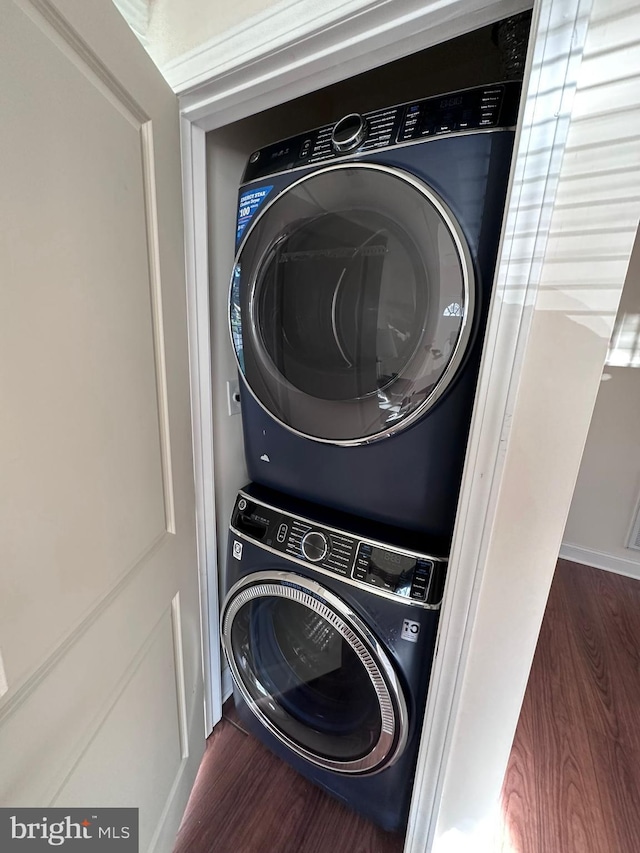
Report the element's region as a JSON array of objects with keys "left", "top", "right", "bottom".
[
  {"left": 399, "top": 86, "right": 506, "bottom": 142},
  {"left": 370, "top": 547, "right": 416, "bottom": 577},
  {"left": 439, "top": 95, "right": 464, "bottom": 110}
]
